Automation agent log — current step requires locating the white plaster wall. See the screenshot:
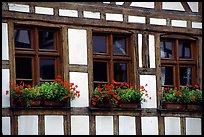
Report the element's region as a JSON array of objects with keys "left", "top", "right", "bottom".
[
  {"left": 141, "top": 117, "right": 158, "bottom": 135},
  {"left": 187, "top": 2, "right": 198, "bottom": 12},
  {"left": 149, "top": 35, "right": 155, "bottom": 68},
  {"left": 71, "top": 115, "right": 89, "bottom": 135},
  {"left": 8, "top": 3, "right": 29, "bottom": 13},
  {"left": 2, "top": 69, "right": 10, "bottom": 108},
  {"left": 119, "top": 116, "right": 136, "bottom": 135},
  {"left": 140, "top": 75, "right": 157, "bottom": 108},
  {"left": 2, "top": 117, "right": 11, "bottom": 135},
  {"left": 96, "top": 116, "right": 113, "bottom": 135},
  {"left": 138, "top": 34, "right": 142, "bottom": 67},
  {"left": 45, "top": 115, "right": 64, "bottom": 135},
  {"left": 2, "top": 23, "right": 9, "bottom": 60},
  {"left": 18, "top": 115, "right": 38, "bottom": 135},
  {"left": 35, "top": 6, "right": 54, "bottom": 15},
  {"left": 128, "top": 15, "right": 145, "bottom": 24},
  {"left": 130, "top": 2, "right": 154, "bottom": 8},
  {"left": 192, "top": 22, "right": 202, "bottom": 29},
  {"left": 164, "top": 117, "right": 180, "bottom": 135},
  {"left": 162, "top": 2, "right": 185, "bottom": 11},
  {"left": 172, "top": 20, "right": 187, "bottom": 27},
  {"left": 106, "top": 13, "right": 123, "bottom": 21},
  {"left": 70, "top": 72, "right": 89, "bottom": 107},
  {"left": 150, "top": 18, "right": 166, "bottom": 26},
  {"left": 68, "top": 29, "right": 87, "bottom": 65},
  {"left": 83, "top": 11, "right": 100, "bottom": 19},
  {"left": 186, "top": 118, "right": 201, "bottom": 135},
  {"left": 116, "top": 2, "right": 124, "bottom": 5},
  {"left": 59, "top": 9, "right": 78, "bottom": 17}
]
